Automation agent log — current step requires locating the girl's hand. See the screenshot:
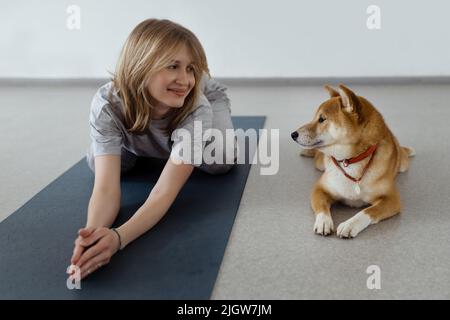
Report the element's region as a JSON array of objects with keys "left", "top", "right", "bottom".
[
  {"left": 71, "top": 227, "right": 121, "bottom": 280},
  {"left": 71, "top": 227, "right": 96, "bottom": 266}
]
